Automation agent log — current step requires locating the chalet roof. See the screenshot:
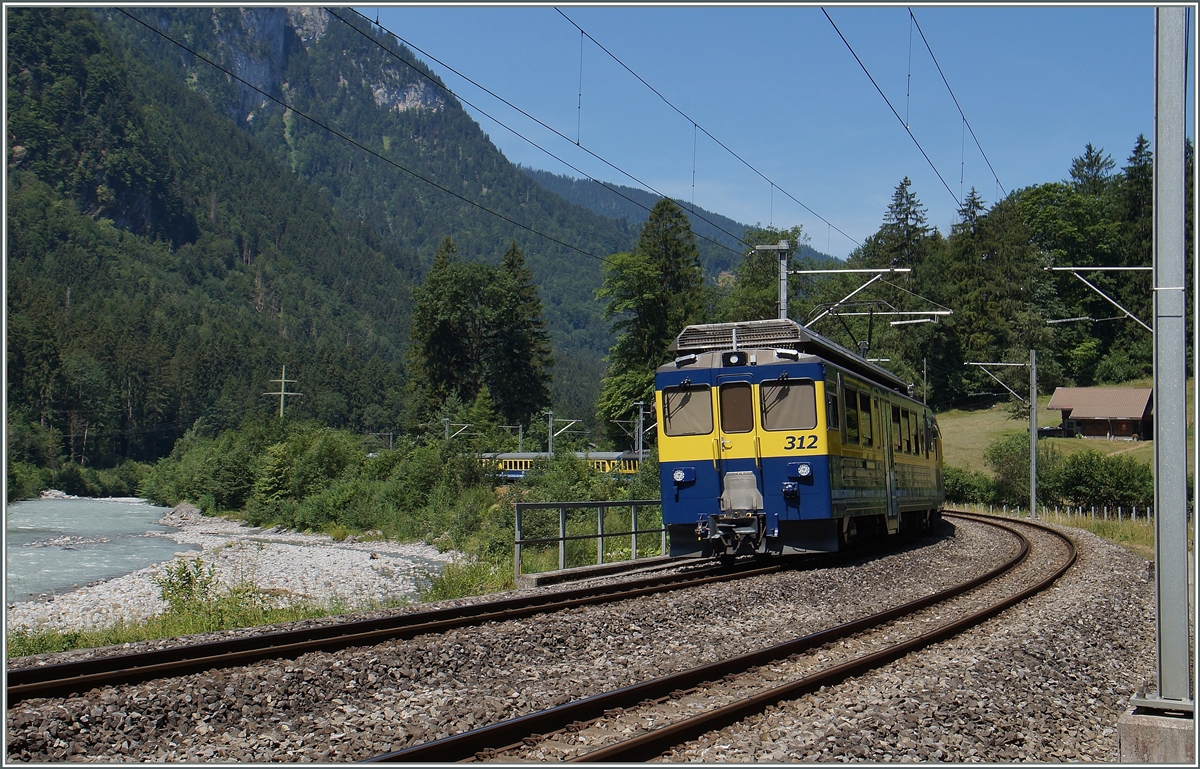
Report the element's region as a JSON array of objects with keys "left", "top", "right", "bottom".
[{"left": 1046, "top": 387, "right": 1153, "bottom": 419}]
